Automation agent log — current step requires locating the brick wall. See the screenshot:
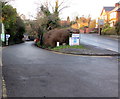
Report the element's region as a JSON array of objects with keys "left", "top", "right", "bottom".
[{"left": 80, "top": 28, "right": 94, "bottom": 33}]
